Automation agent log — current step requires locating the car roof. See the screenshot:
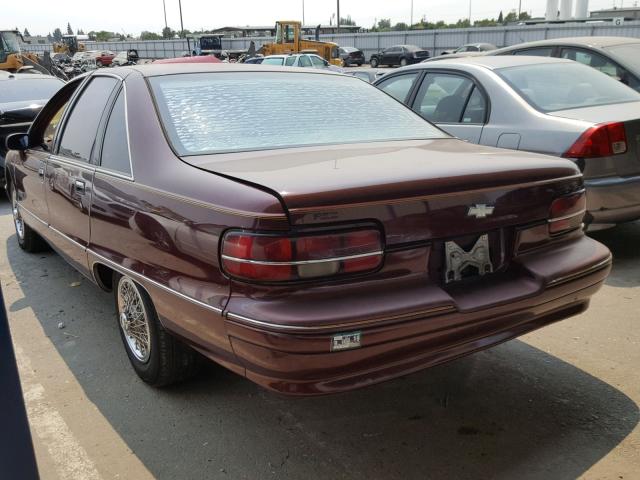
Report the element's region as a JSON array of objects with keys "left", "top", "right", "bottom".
[
  {"left": 121, "top": 63, "right": 345, "bottom": 77},
  {"left": 499, "top": 36, "right": 640, "bottom": 50},
  {"left": 0, "top": 72, "right": 62, "bottom": 82},
  {"left": 404, "top": 55, "right": 573, "bottom": 71}
]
